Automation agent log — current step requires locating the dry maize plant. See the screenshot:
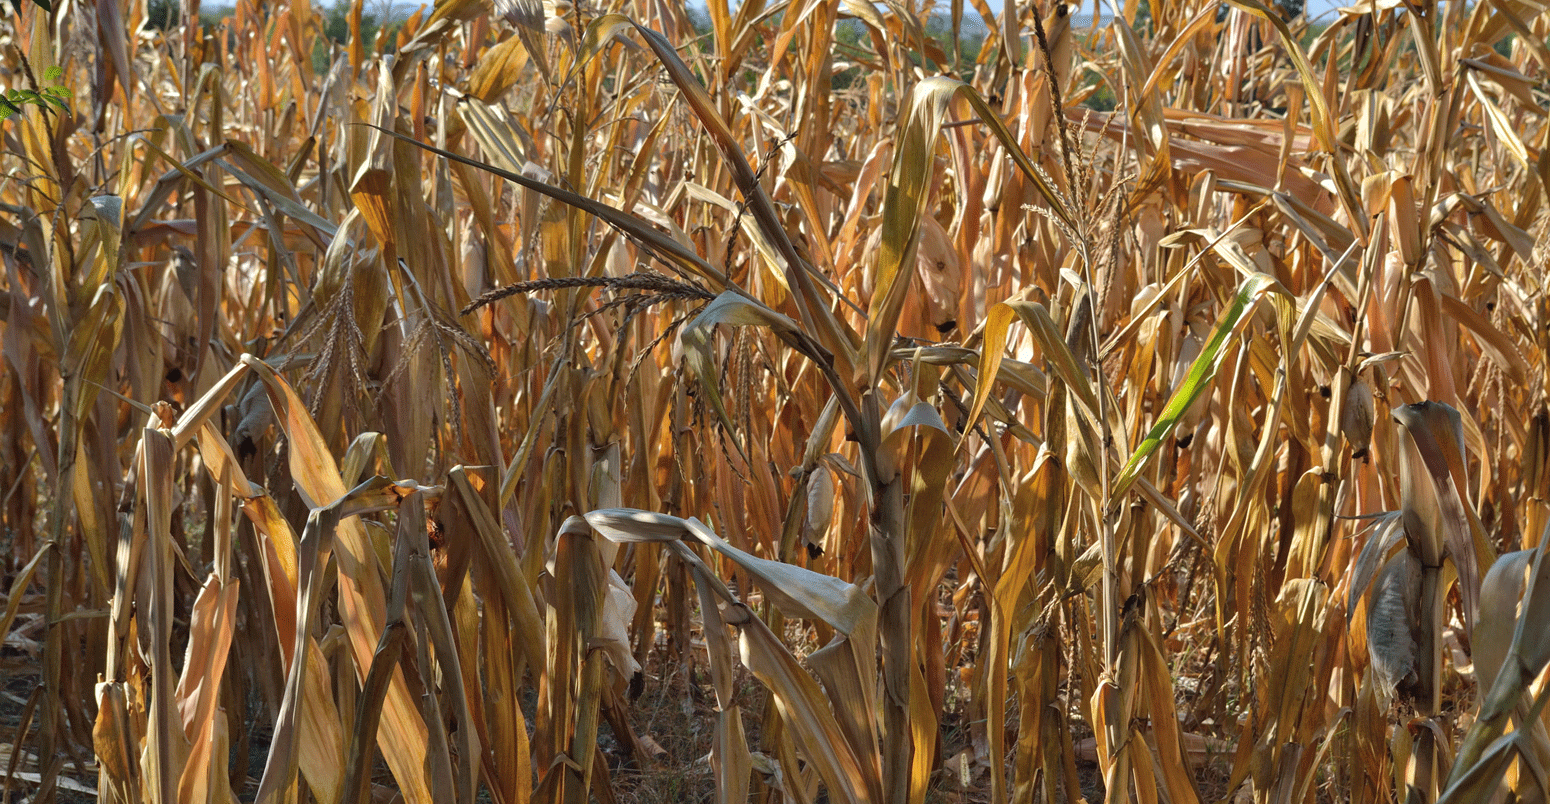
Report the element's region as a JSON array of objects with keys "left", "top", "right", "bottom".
[{"left": 0, "top": 0, "right": 1548, "bottom": 800}]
